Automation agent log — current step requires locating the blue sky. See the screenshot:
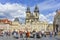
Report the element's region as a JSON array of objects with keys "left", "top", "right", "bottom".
[
  {"left": 0, "top": 0, "right": 60, "bottom": 24},
  {"left": 0, "top": 0, "right": 45, "bottom": 6}
]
